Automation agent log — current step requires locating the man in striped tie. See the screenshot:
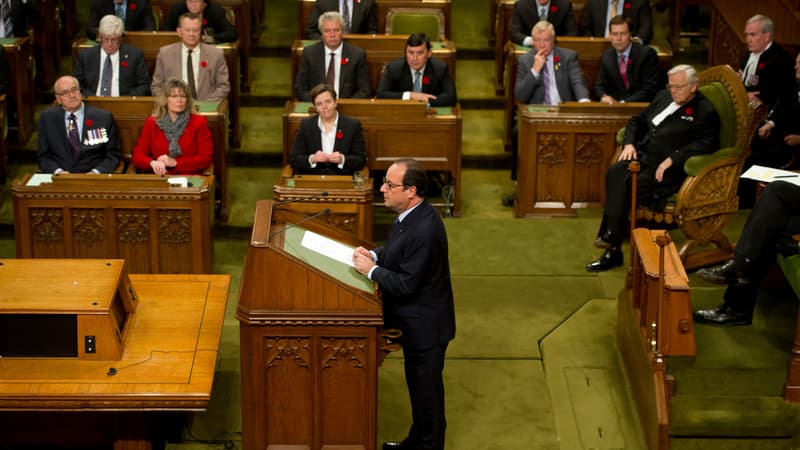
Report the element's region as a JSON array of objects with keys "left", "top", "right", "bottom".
[
  {"left": 0, "top": 0, "right": 37, "bottom": 39},
  {"left": 594, "top": 15, "right": 660, "bottom": 104}
]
